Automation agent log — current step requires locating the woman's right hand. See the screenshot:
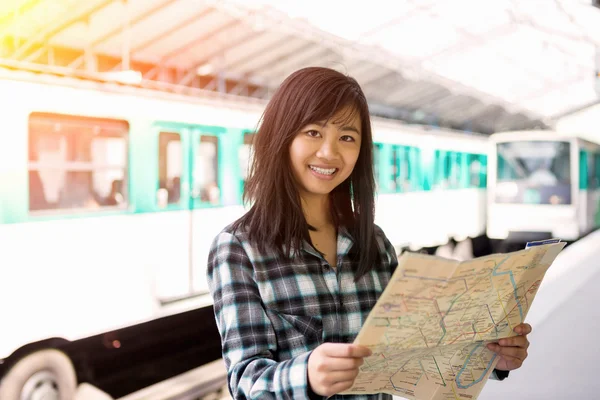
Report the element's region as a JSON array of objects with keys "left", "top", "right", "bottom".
[{"left": 307, "top": 343, "right": 372, "bottom": 397}]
